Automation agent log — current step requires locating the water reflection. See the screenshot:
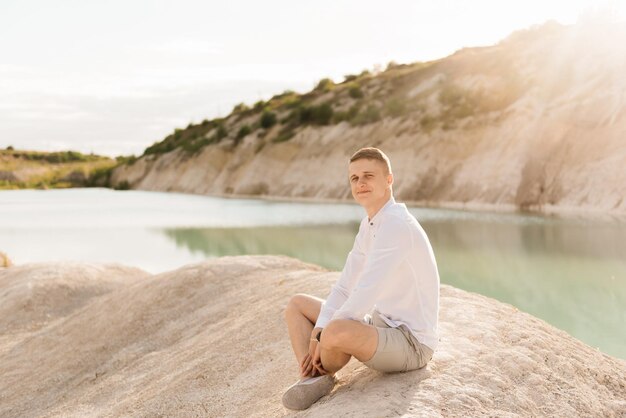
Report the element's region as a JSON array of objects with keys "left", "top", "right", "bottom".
[
  {"left": 163, "top": 224, "right": 359, "bottom": 271},
  {"left": 160, "top": 216, "right": 626, "bottom": 359}
]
